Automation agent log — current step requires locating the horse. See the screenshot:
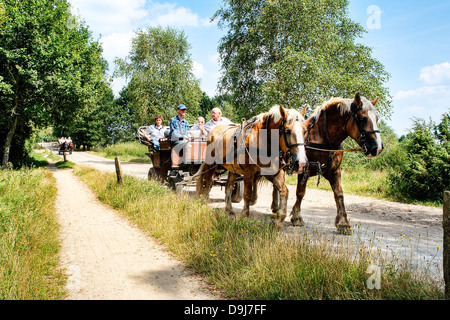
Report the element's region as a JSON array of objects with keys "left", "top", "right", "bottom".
[
  {"left": 271, "top": 92, "right": 383, "bottom": 234},
  {"left": 59, "top": 141, "right": 73, "bottom": 155},
  {"left": 196, "top": 105, "right": 308, "bottom": 228}
]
